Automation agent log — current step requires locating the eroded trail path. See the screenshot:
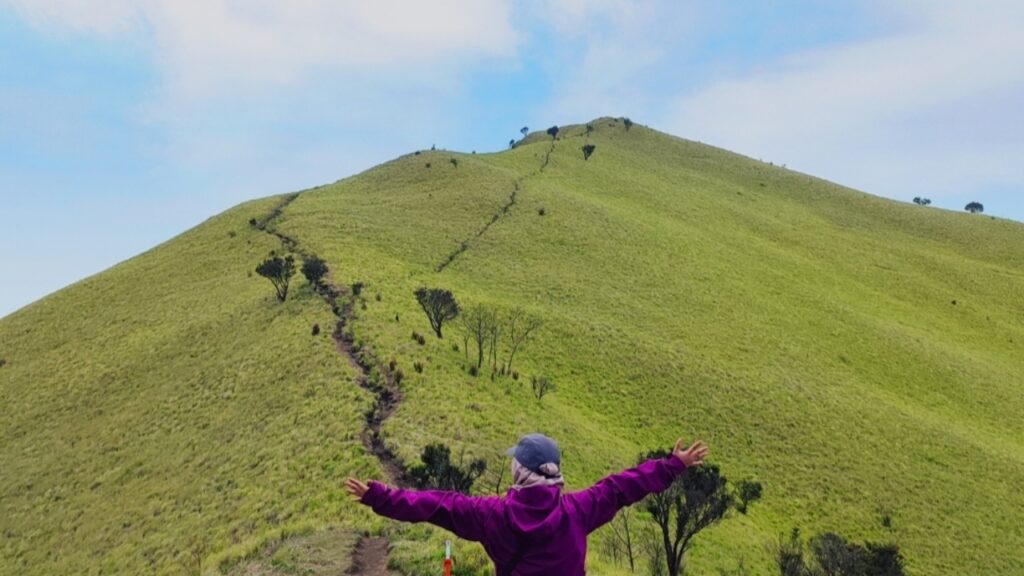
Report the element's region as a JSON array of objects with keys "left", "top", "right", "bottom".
[
  {"left": 436, "top": 139, "right": 557, "bottom": 272},
  {"left": 254, "top": 193, "right": 410, "bottom": 487}
]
